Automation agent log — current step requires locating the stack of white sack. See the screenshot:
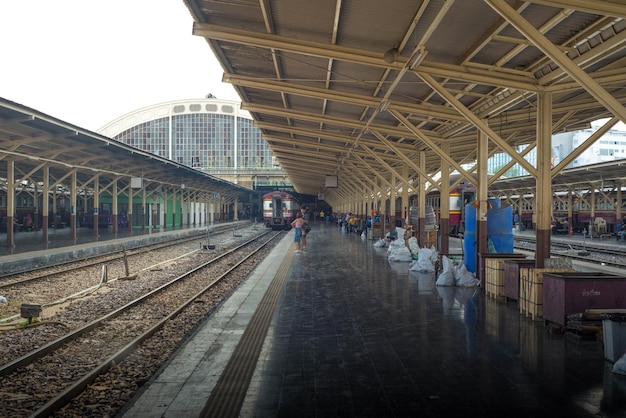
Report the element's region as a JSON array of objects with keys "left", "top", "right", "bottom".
[
  {"left": 387, "top": 239, "right": 412, "bottom": 262},
  {"left": 435, "top": 255, "right": 479, "bottom": 287},
  {"left": 409, "top": 246, "right": 438, "bottom": 273},
  {"left": 613, "top": 352, "right": 626, "bottom": 375}
]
